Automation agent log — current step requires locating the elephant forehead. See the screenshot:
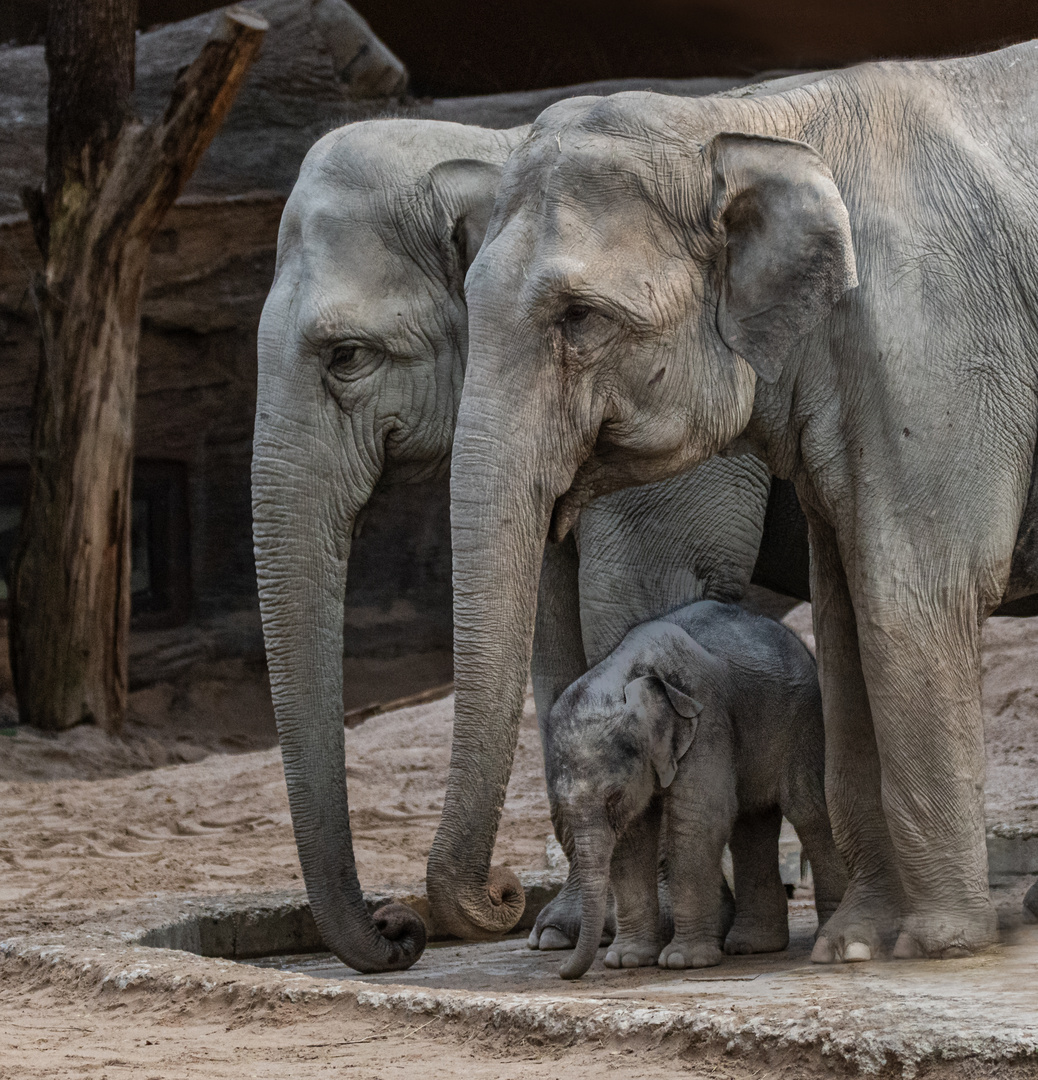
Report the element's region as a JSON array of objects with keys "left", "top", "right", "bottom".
[
  {"left": 513, "top": 210, "right": 693, "bottom": 319},
  {"left": 297, "top": 212, "right": 449, "bottom": 345}
]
